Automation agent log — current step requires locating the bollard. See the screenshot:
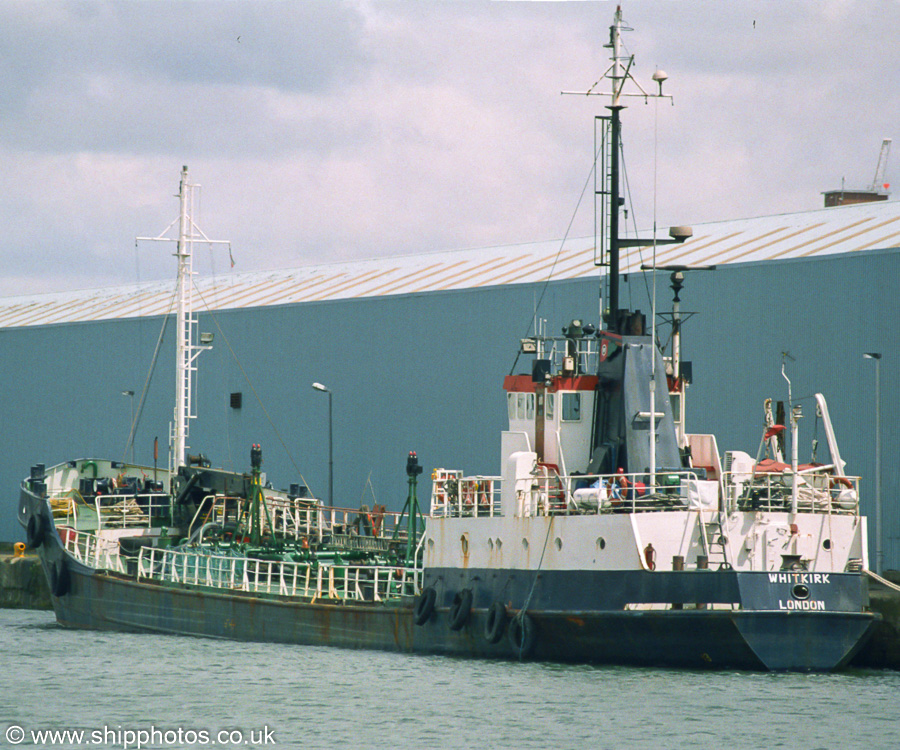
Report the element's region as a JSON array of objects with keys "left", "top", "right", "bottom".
[{"left": 672, "top": 555, "right": 684, "bottom": 610}]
